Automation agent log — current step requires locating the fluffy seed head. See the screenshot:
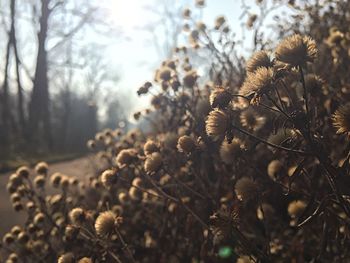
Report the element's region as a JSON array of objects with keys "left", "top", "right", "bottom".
[
  {"left": 239, "top": 67, "right": 274, "bottom": 100},
  {"left": 34, "top": 175, "right": 46, "bottom": 188},
  {"left": 206, "top": 109, "right": 229, "bottom": 138},
  {"left": 209, "top": 87, "right": 232, "bottom": 109},
  {"left": 116, "top": 149, "right": 138, "bottom": 168},
  {"left": 275, "top": 34, "right": 317, "bottom": 67},
  {"left": 177, "top": 135, "right": 196, "bottom": 153},
  {"left": 215, "top": 16, "right": 226, "bottom": 29},
  {"left": 143, "top": 140, "right": 159, "bottom": 155},
  {"left": 220, "top": 138, "right": 244, "bottom": 164},
  {"left": 50, "top": 173, "right": 62, "bottom": 188},
  {"left": 69, "top": 208, "right": 86, "bottom": 225},
  {"left": 240, "top": 108, "right": 266, "bottom": 131},
  {"left": 235, "top": 177, "right": 258, "bottom": 201},
  {"left": 183, "top": 70, "right": 198, "bottom": 88},
  {"left": 267, "top": 160, "right": 283, "bottom": 180},
  {"left": 35, "top": 162, "right": 48, "bottom": 175},
  {"left": 58, "top": 253, "right": 75, "bottom": 263},
  {"left": 95, "top": 211, "right": 116, "bottom": 236},
  {"left": 333, "top": 103, "right": 350, "bottom": 137},
  {"left": 78, "top": 258, "right": 93, "bottom": 263},
  {"left": 288, "top": 200, "right": 307, "bottom": 218},
  {"left": 144, "top": 152, "right": 162, "bottom": 173},
  {"left": 246, "top": 50, "right": 272, "bottom": 73},
  {"left": 16, "top": 166, "right": 30, "bottom": 178},
  {"left": 101, "top": 169, "right": 117, "bottom": 188}
]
